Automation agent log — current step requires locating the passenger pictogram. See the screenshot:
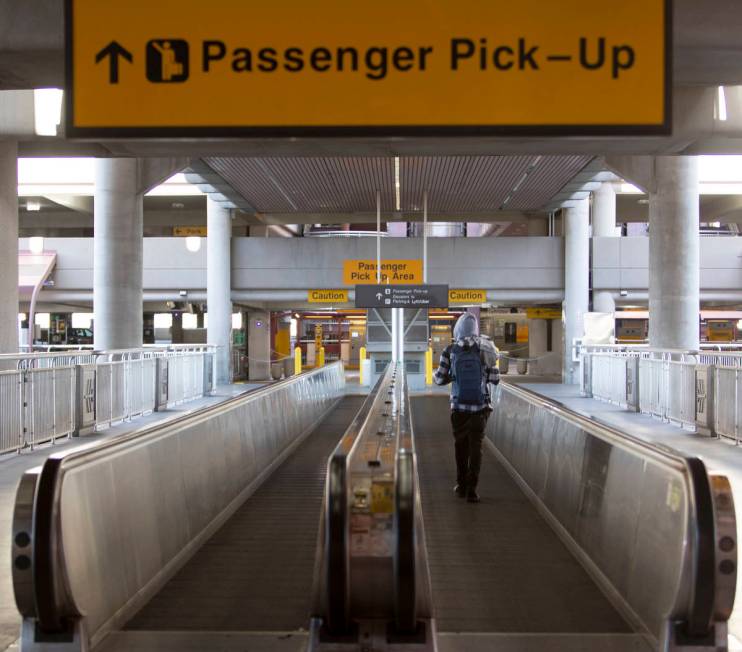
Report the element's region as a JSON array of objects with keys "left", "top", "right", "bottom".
[{"left": 146, "top": 39, "right": 189, "bottom": 83}]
